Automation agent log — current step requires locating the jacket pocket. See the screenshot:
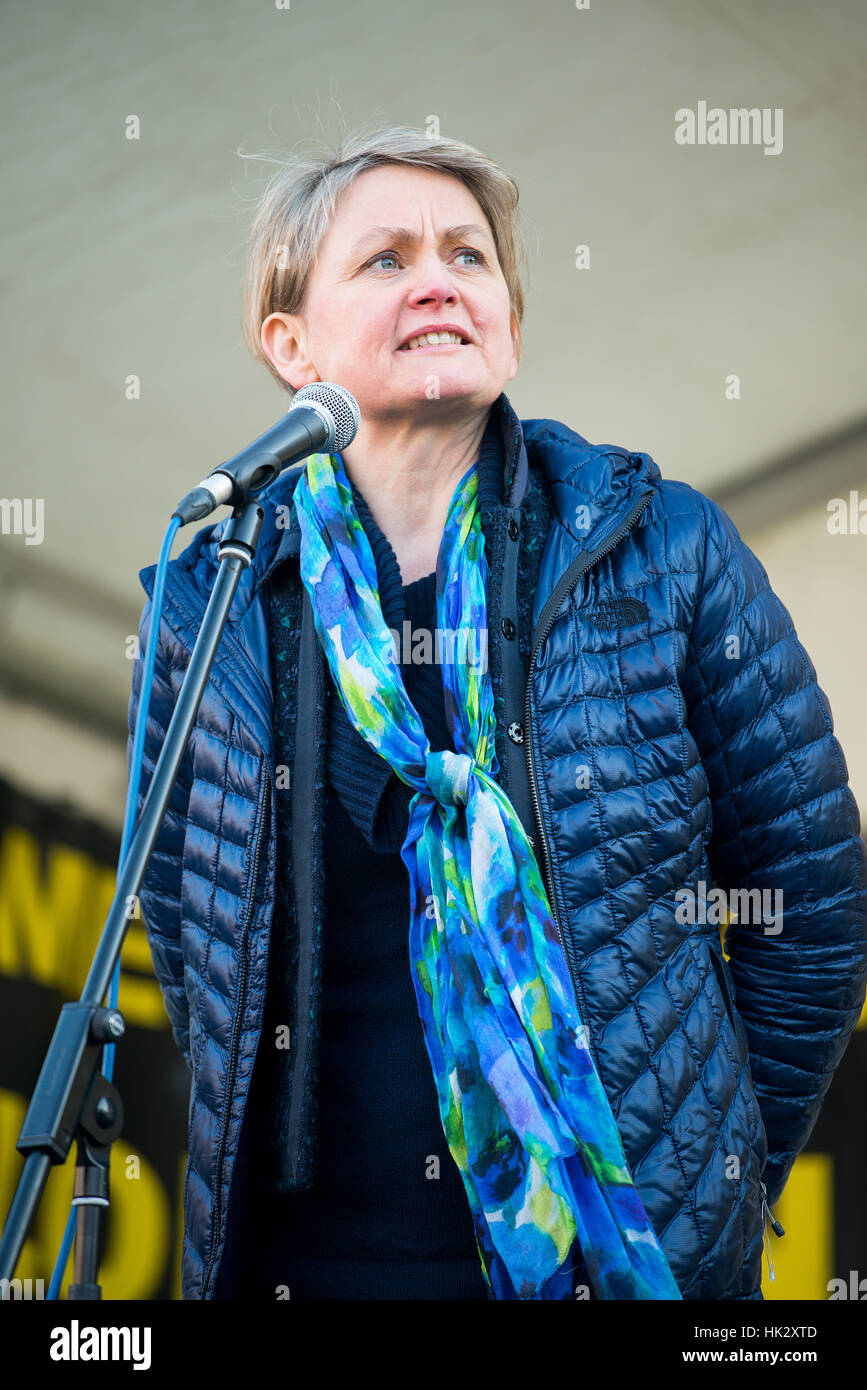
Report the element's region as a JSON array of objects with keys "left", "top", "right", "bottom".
[
  {"left": 707, "top": 941, "right": 769, "bottom": 1174},
  {"left": 708, "top": 942, "right": 739, "bottom": 1030}
]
